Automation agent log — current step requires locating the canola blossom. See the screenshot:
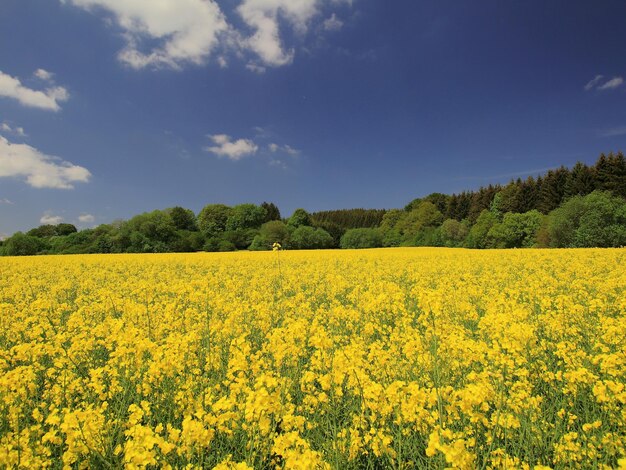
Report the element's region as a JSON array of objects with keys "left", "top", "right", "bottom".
[{"left": 0, "top": 248, "right": 625, "bottom": 469}]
